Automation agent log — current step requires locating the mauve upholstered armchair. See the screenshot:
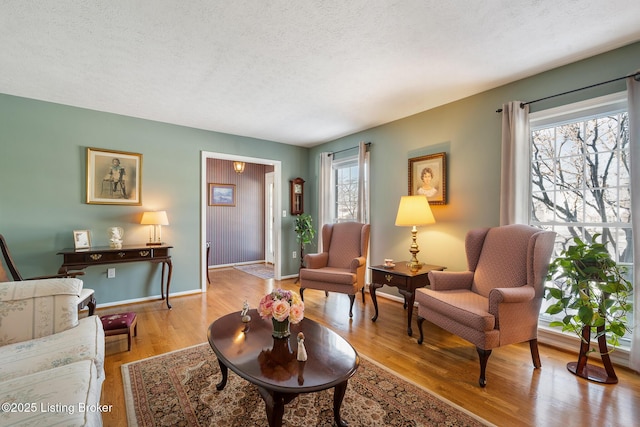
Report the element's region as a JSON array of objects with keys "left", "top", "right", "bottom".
[
  {"left": 415, "top": 224, "right": 556, "bottom": 387},
  {"left": 299, "top": 222, "right": 370, "bottom": 318}
]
